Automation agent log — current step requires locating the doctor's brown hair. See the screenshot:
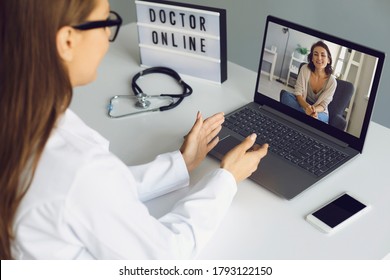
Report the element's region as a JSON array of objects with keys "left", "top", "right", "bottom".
[{"left": 0, "top": 0, "right": 97, "bottom": 260}]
